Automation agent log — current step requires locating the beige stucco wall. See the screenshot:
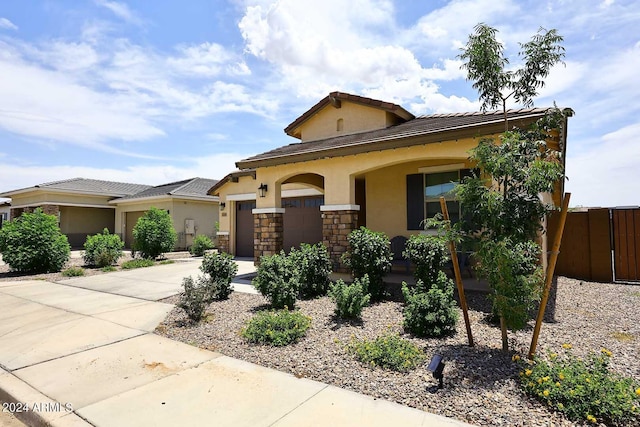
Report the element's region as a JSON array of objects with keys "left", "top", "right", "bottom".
[
  {"left": 297, "top": 102, "right": 388, "bottom": 142},
  {"left": 114, "top": 198, "right": 218, "bottom": 250},
  {"left": 9, "top": 191, "right": 113, "bottom": 208}
]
